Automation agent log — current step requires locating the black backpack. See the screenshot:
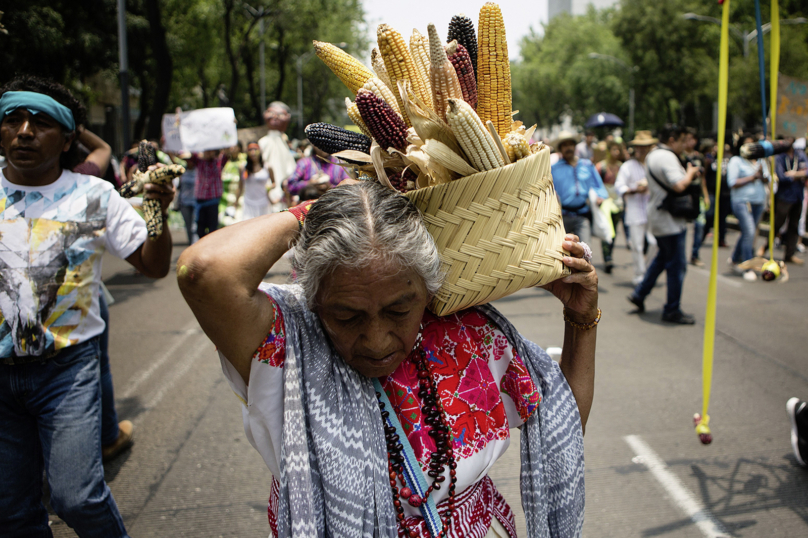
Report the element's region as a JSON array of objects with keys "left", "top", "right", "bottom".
[{"left": 647, "top": 150, "right": 701, "bottom": 221}]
